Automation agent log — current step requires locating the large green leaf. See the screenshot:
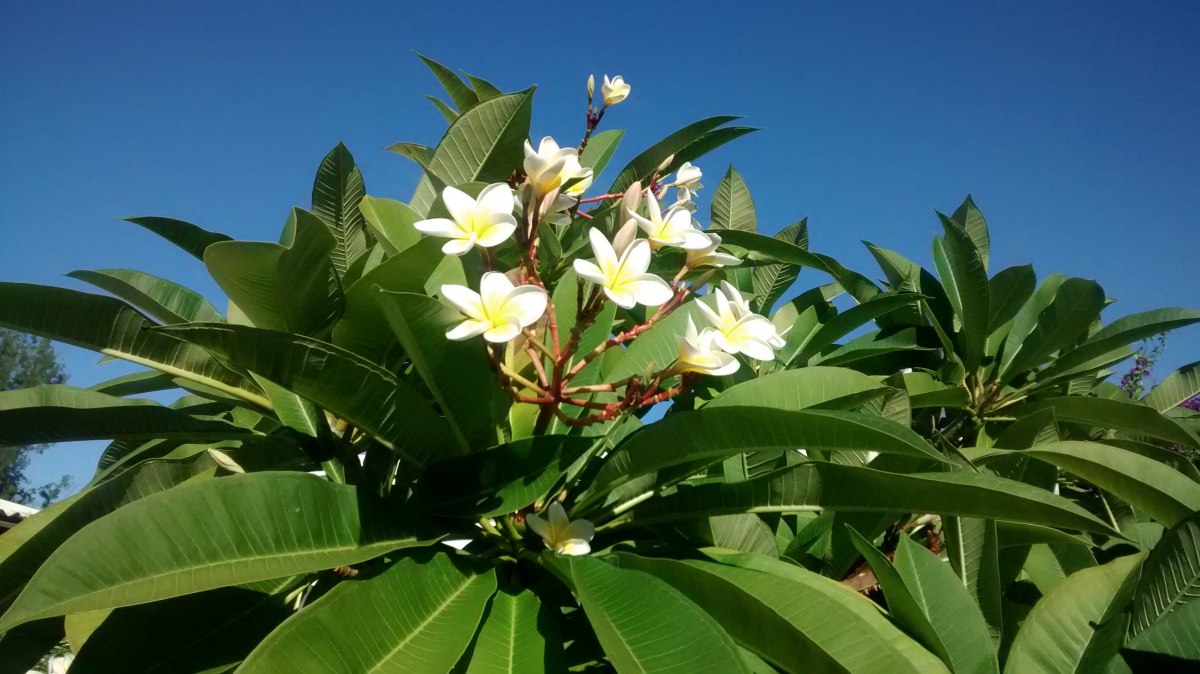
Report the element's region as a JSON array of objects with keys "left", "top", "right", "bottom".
[
  {"left": 122, "top": 216, "right": 231, "bottom": 260},
  {"left": 156, "top": 323, "right": 456, "bottom": 467},
  {"left": 67, "top": 268, "right": 224, "bottom": 324},
  {"left": 417, "top": 53, "right": 479, "bottom": 110},
  {"left": 948, "top": 195, "right": 990, "bottom": 271},
  {"left": 986, "top": 265, "right": 1036, "bottom": 333},
  {"left": 0, "top": 385, "right": 251, "bottom": 446},
  {"left": 311, "top": 142, "right": 369, "bottom": 278},
  {"left": 943, "top": 517, "right": 1003, "bottom": 646},
  {"left": 1021, "top": 397, "right": 1200, "bottom": 449},
  {"left": 0, "top": 282, "right": 265, "bottom": 407},
  {"left": 241, "top": 552, "right": 495, "bottom": 674},
  {"left": 1040, "top": 308, "right": 1200, "bottom": 382},
  {"left": 592, "top": 407, "right": 946, "bottom": 493},
  {"left": 1129, "top": 510, "right": 1200, "bottom": 636},
  {"left": 1143, "top": 360, "right": 1200, "bottom": 413},
  {"left": 605, "top": 301, "right": 703, "bottom": 382},
  {"left": 705, "top": 366, "right": 888, "bottom": 411},
  {"left": 359, "top": 196, "right": 422, "bottom": 256},
  {"left": 616, "top": 551, "right": 949, "bottom": 673},
  {"left": 547, "top": 554, "right": 750, "bottom": 674},
  {"left": 204, "top": 208, "right": 342, "bottom": 336},
  {"left": 70, "top": 587, "right": 291, "bottom": 674},
  {"left": 1124, "top": 599, "right": 1200, "bottom": 662},
  {"left": 411, "top": 90, "right": 535, "bottom": 214},
  {"left": 622, "top": 461, "right": 1115, "bottom": 535},
  {"left": 791, "top": 293, "right": 925, "bottom": 367},
  {"left": 1005, "top": 553, "right": 1145, "bottom": 674},
  {"left": 464, "top": 587, "right": 563, "bottom": 674},
  {"left": 606, "top": 116, "right": 740, "bottom": 195},
  {"left": 579, "top": 129, "right": 625, "bottom": 176},
  {"left": 710, "top": 164, "right": 757, "bottom": 232},
  {"left": 933, "top": 219, "right": 990, "bottom": 371},
  {"left": 751, "top": 219, "right": 808, "bottom": 313},
  {"left": 0, "top": 473, "right": 429, "bottom": 631},
  {"left": 375, "top": 290, "right": 505, "bottom": 451},
  {"left": 0, "top": 618, "right": 65, "bottom": 674},
  {"left": 998, "top": 277, "right": 1104, "bottom": 381}
]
